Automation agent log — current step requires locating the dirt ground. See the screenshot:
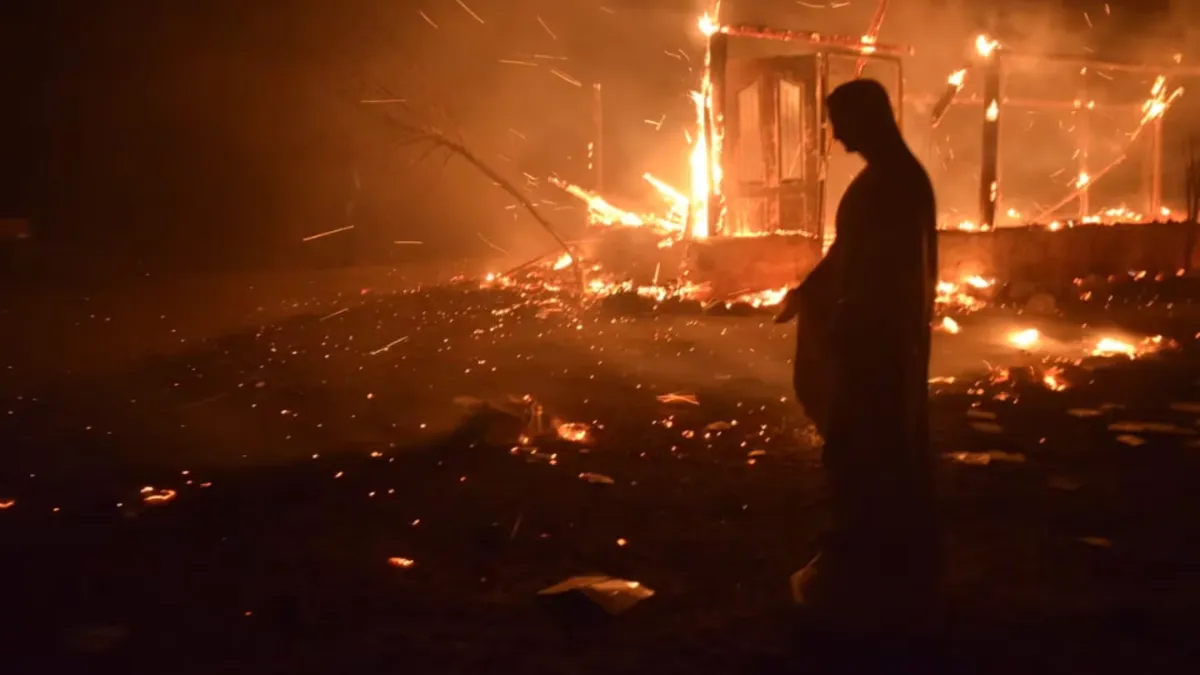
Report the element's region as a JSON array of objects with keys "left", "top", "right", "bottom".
[{"left": 3, "top": 268, "right": 1200, "bottom": 673}]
